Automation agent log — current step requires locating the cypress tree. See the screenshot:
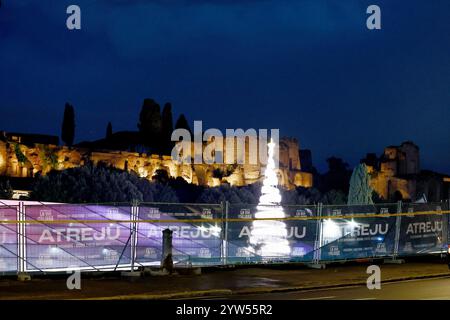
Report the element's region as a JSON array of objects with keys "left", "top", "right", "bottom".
[
  {"left": 174, "top": 114, "right": 192, "bottom": 135},
  {"left": 161, "top": 103, "right": 174, "bottom": 155},
  {"left": 137, "top": 98, "right": 162, "bottom": 152},
  {"left": 61, "top": 103, "right": 75, "bottom": 146},
  {"left": 347, "top": 163, "right": 374, "bottom": 205},
  {"left": 106, "top": 122, "right": 113, "bottom": 140}
]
